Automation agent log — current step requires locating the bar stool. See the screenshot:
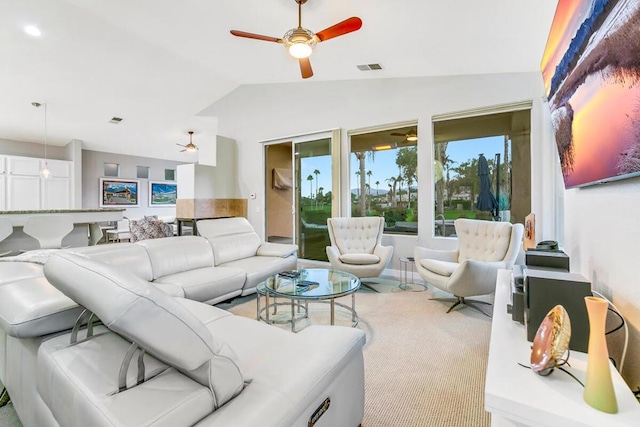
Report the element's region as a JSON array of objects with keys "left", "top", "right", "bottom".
[
  {"left": 23, "top": 215, "right": 74, "bottom": 249},
  {"left": 0, "top": 218, "right": 13, "bottom": 256}
]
